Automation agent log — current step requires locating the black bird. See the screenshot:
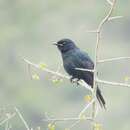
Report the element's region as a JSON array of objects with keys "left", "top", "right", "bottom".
[{"left": 54, "top": 38, "right": 106, "bottom": 109}]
